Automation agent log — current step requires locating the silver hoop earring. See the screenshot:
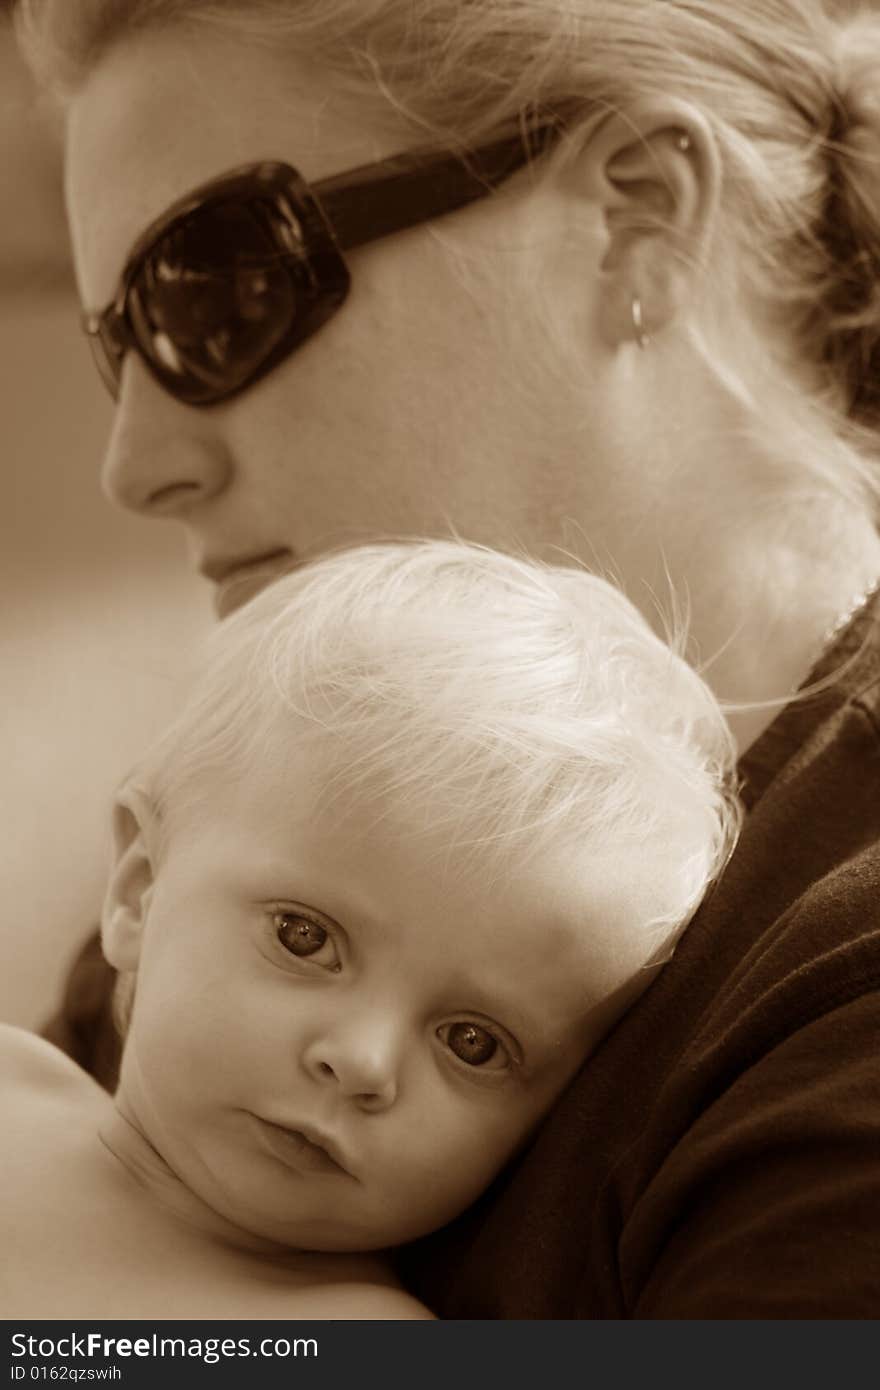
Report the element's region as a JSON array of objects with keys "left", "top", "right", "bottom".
[{"left": 632, "top": 296, "right": 650, "bottom": 350}]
